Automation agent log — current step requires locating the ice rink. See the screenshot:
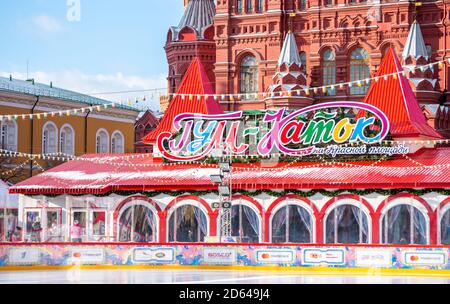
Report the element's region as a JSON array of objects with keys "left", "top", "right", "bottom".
[{"left": 0, "top": 269, "right": 449, "bottom": 284}]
